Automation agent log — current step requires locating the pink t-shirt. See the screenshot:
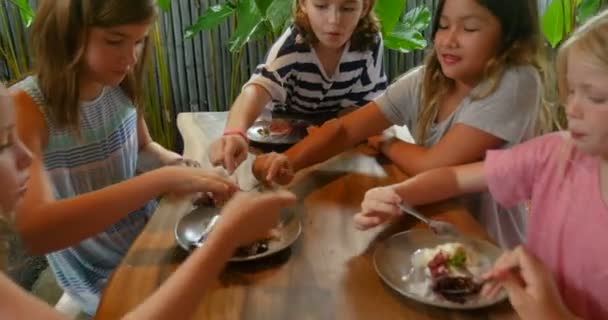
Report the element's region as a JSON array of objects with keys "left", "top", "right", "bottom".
[{"left": 484, "top": 132, "right": 608, "bottom": 320}]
